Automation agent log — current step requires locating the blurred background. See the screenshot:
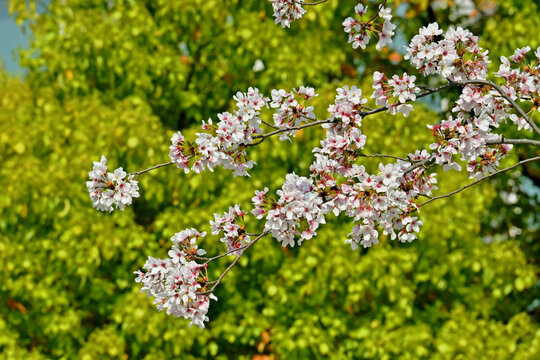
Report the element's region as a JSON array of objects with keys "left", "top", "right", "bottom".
[{"left": 1, "top": 0, "right": 540, "bottom": 359}]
